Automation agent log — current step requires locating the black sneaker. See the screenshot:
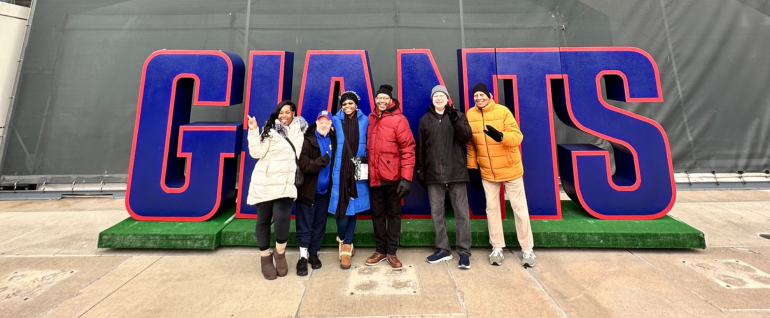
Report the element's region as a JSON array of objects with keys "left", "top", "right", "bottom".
[
  {"left": 426, "top": 249, "right": 453, "bottom": 264},
  {"left": 309, "top": 255, "right": 322, "bottom": 269},
  {"left": 296, "top": 257, "right": 308, "bottom": 276},
  {"left": 458, "top": 253, "right": 471, "bottom": 269}
]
